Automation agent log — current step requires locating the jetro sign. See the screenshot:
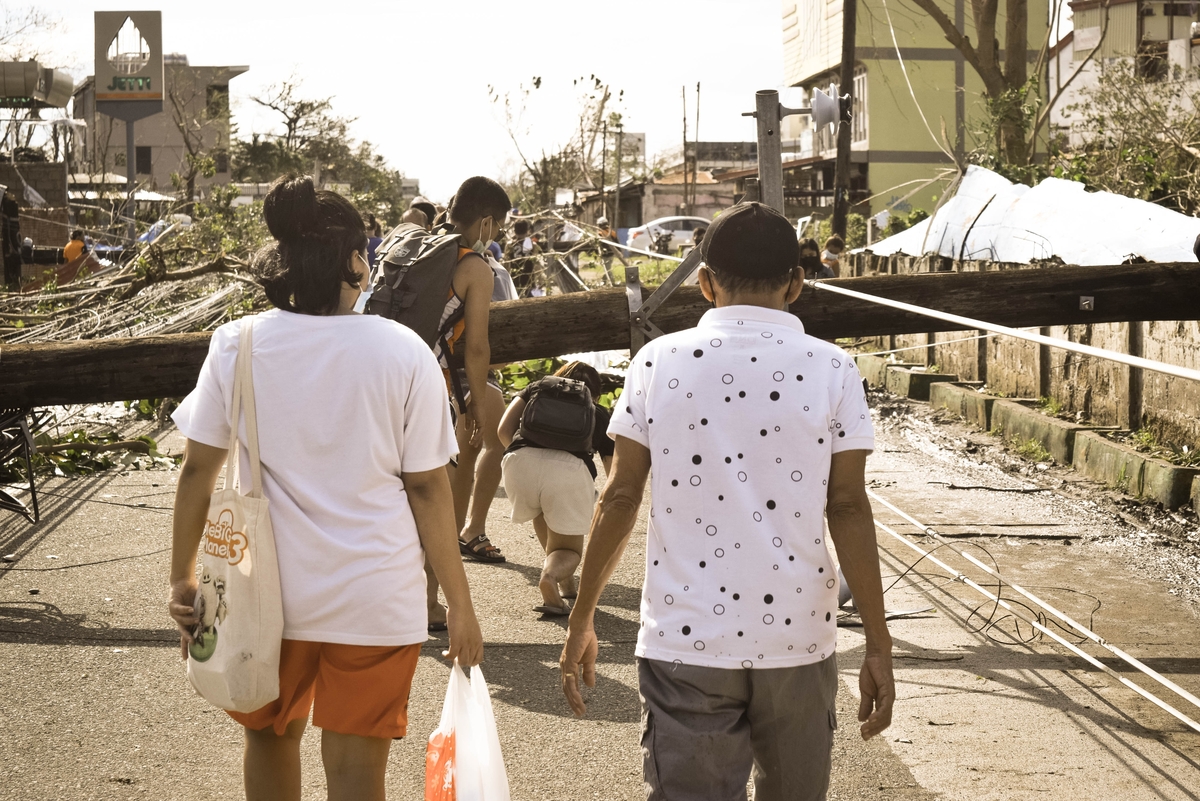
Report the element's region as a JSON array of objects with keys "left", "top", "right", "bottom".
[{"left": 94, "top": 11, "right": 163, "bottom": 104}]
